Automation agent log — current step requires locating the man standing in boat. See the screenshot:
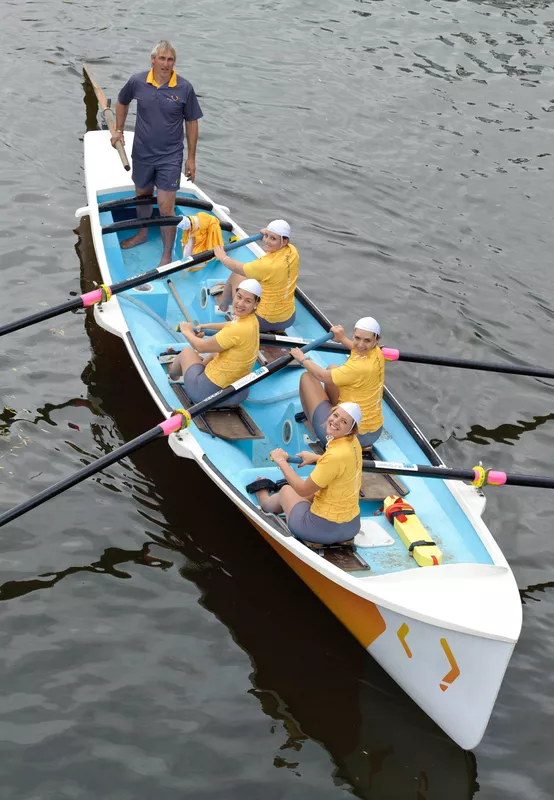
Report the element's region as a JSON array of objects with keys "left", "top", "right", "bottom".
[{"left": 110, "top": 41, "right": 203, "bottom": 266}]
